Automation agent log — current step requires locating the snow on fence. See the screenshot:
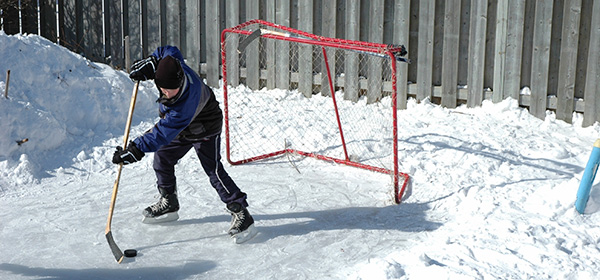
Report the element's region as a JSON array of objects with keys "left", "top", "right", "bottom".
[{"left": 1, "top": 0, "right": 600, "bottom": 126}]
